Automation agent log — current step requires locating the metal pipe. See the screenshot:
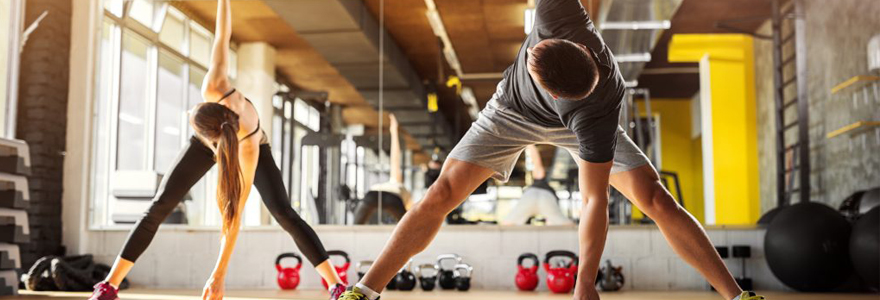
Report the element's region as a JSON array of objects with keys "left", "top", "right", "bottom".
[
  {"left": 4, "top": 0, "right": 24, "bottom": 138},
  {"left": 794, "top": 0, "right": 811, "bottom": 203},
  {"left": 771, "top": 0, "right": 787, "bottom": 207}
]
